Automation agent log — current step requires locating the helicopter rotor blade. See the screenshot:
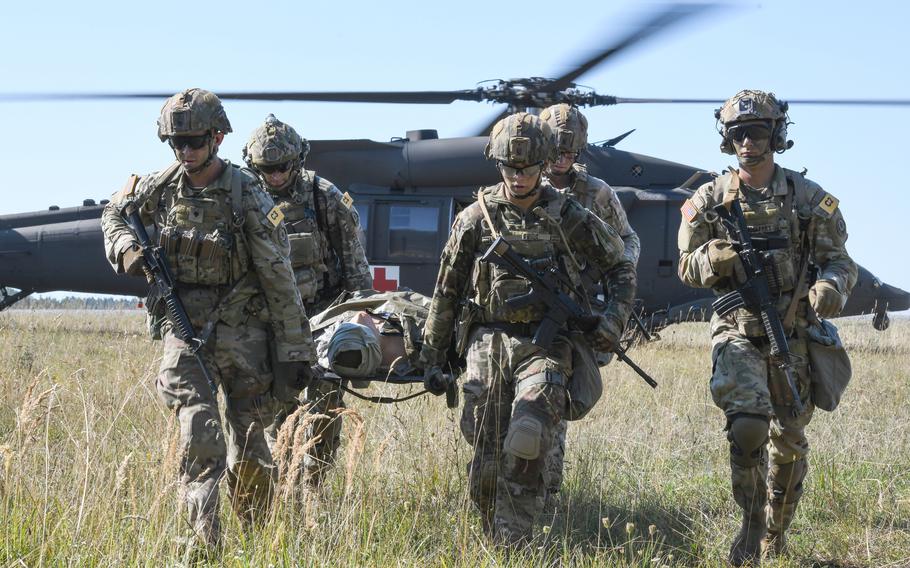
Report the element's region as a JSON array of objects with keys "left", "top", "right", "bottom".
[
  {"left": 551, "top": 3, "right": 719, "bottom": 91},
  {"left": 598, "top": 96, "right": 910, "bottom": 107},
  {"left": 0, "top": 90, "right": 488, "bottom": 105}
]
